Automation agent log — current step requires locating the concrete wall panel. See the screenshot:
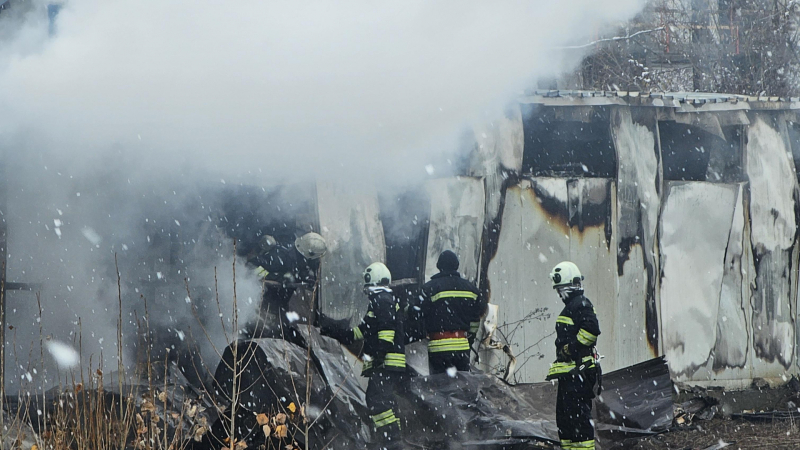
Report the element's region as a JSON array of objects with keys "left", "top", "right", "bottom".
[
  {"left": 317, "top": 182, "right": 386, "bottom": 327},
  {"left": 746, "top": 115, "right": 797, "bottom": 370},
  {"left": 566, "top": 179, "right": 618, "bottom": 370},
  {"left": 486, "top": 178, "right": 569, "bottom": 383},
  {"left": 660, "top": 182, "right": 738, "bottom": 379},
  {"left": 610, "top": 108, "right": 661, "bottom": 366},
  {"left": 424, "top": 178, "right": 485, "bottom": 283}
]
